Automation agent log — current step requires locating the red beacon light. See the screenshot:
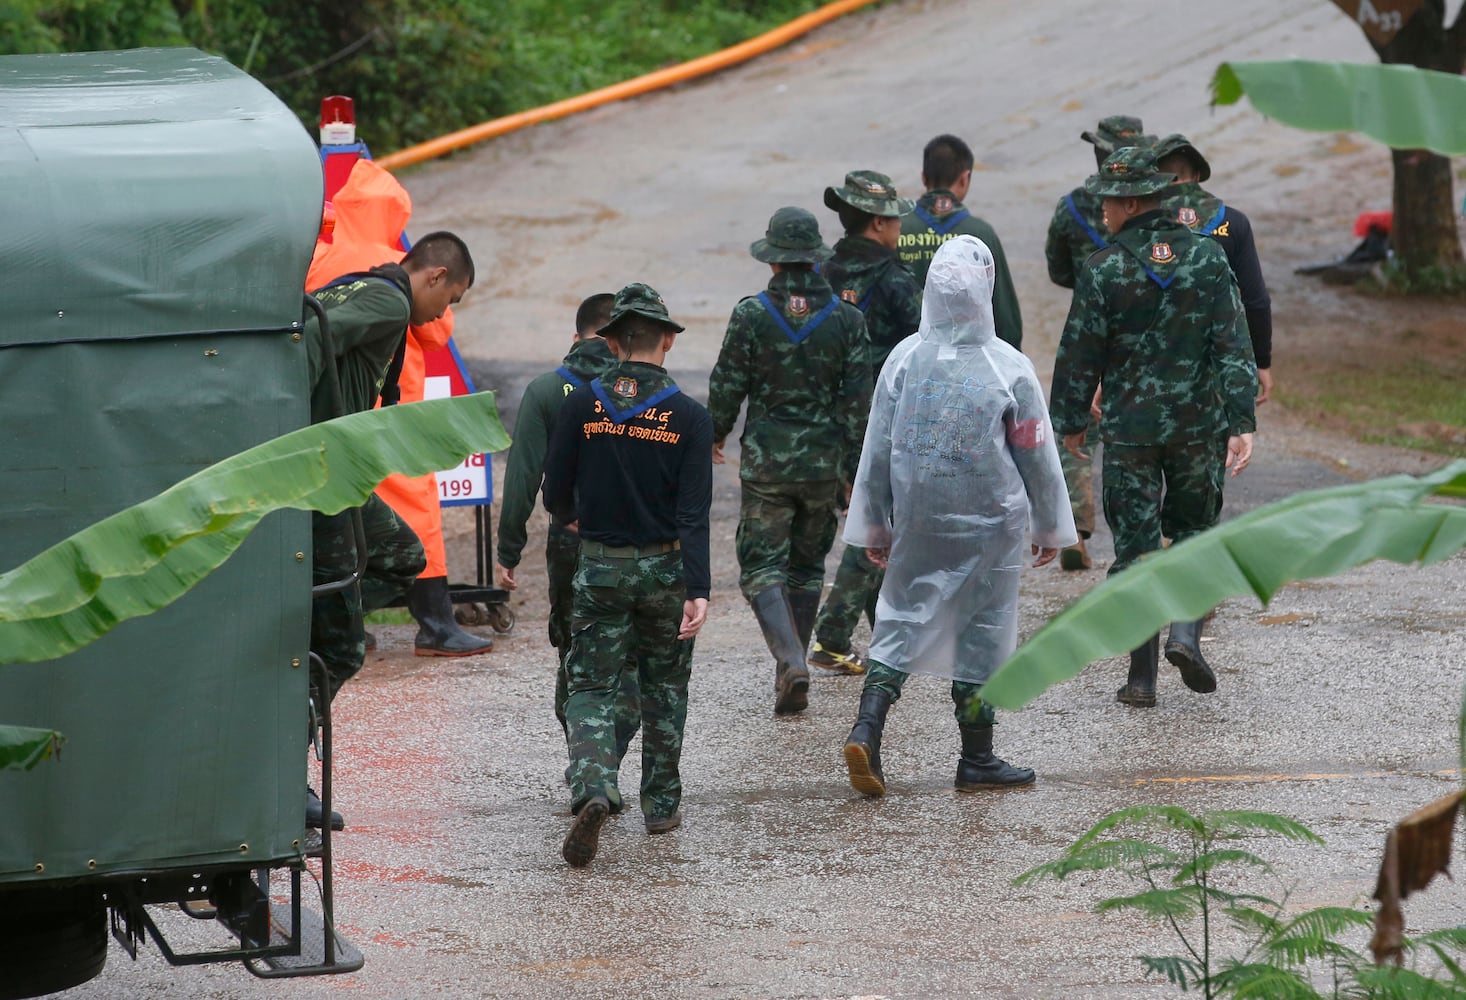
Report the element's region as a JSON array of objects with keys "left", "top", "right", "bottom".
[{"left": 320, "top": 95, "right": 356, "bottom": 145}]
